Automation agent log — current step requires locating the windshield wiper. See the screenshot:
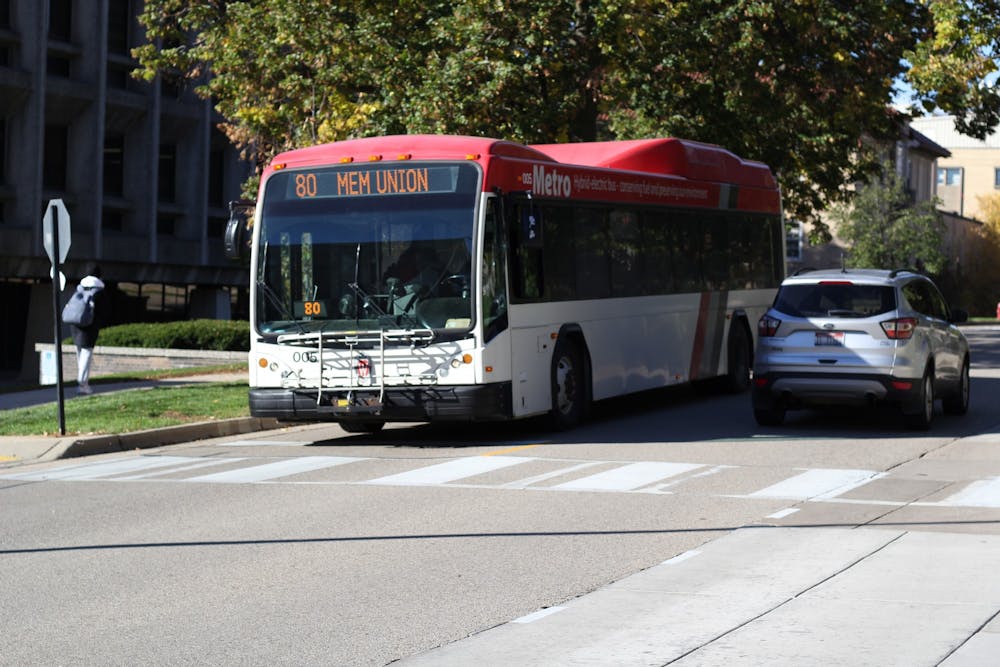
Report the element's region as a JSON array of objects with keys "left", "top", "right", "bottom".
[{"left": 257, "top": 278, "right": 306, "bottom": 333}]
